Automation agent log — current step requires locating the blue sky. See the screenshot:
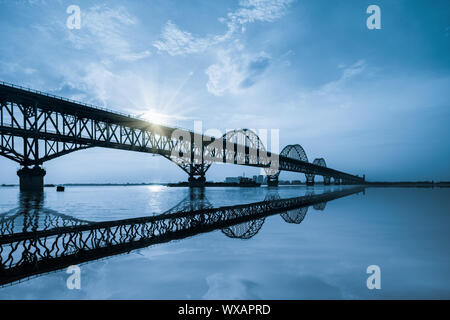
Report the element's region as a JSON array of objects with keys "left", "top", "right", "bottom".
[{"left": 0, "top": 0, "right": 449, "bottom": 183}]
